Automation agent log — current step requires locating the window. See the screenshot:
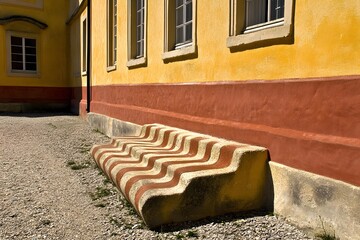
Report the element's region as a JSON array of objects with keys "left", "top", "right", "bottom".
[
  {"left": 227, "top": 0, "right": 294, "bottom": 49},
  {"left": 81, "top": 16, "right": 87, "bottom": 74},
  {"left": 6, "top": 32, "right": 39, "bottom": 75},
  {"left": 135, "top": 0, "right": 145, "bottom": 57},
  {"left": 175, "top": 0, "right": 192, "bottom": 48},
  {"left": 163, "top": 0, "right": 197, "bottom": 61},
  {"left": 10, "top": 36, "right": 37, "bottom": 72},
  {"left": 127, "top": 0, "right": 147, "bottom": 68},
  {"left": 107, "top": 0, "right": 117, "bottom": 70},
  {"left": 245, "top": 0, "right": 284, "bottom": 32}
]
